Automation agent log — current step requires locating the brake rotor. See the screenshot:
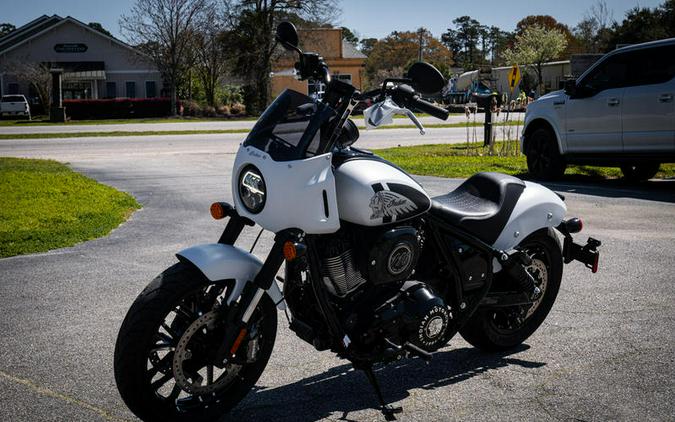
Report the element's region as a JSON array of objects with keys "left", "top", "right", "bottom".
[
  {"left": 172, "top": 311, "right": 242, "bottom": 395},
  {"left": 525, "top": 257, "right": 548, "bottom": 319}
]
